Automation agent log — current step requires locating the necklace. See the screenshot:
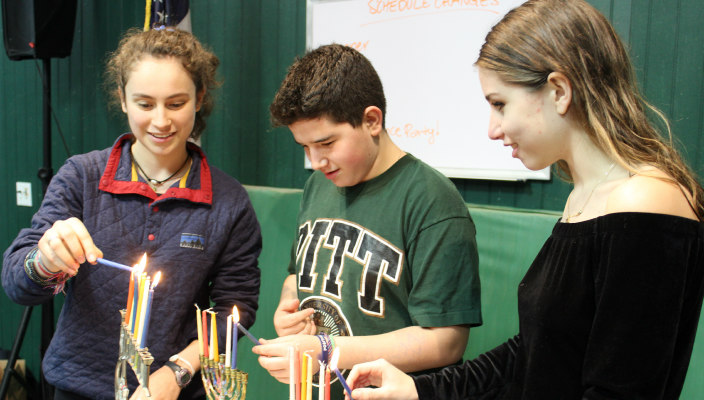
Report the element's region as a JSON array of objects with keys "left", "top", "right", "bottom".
[
  {"left": 565, "top": 162, "right": 616, "bottom": 222},
  {"left": 132, "top": 152, "right": 190, "bottom": 189}
]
